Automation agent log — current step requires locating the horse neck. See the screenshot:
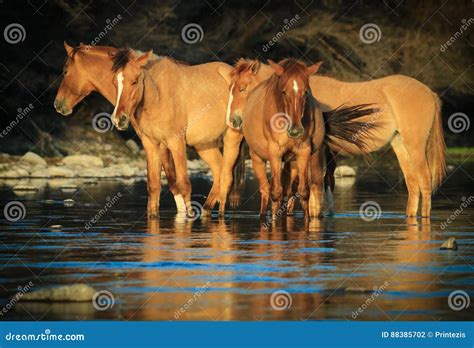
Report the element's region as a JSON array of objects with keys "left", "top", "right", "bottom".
[{"left": 140, "top": 68, "right": 160, "bottom": 113}]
